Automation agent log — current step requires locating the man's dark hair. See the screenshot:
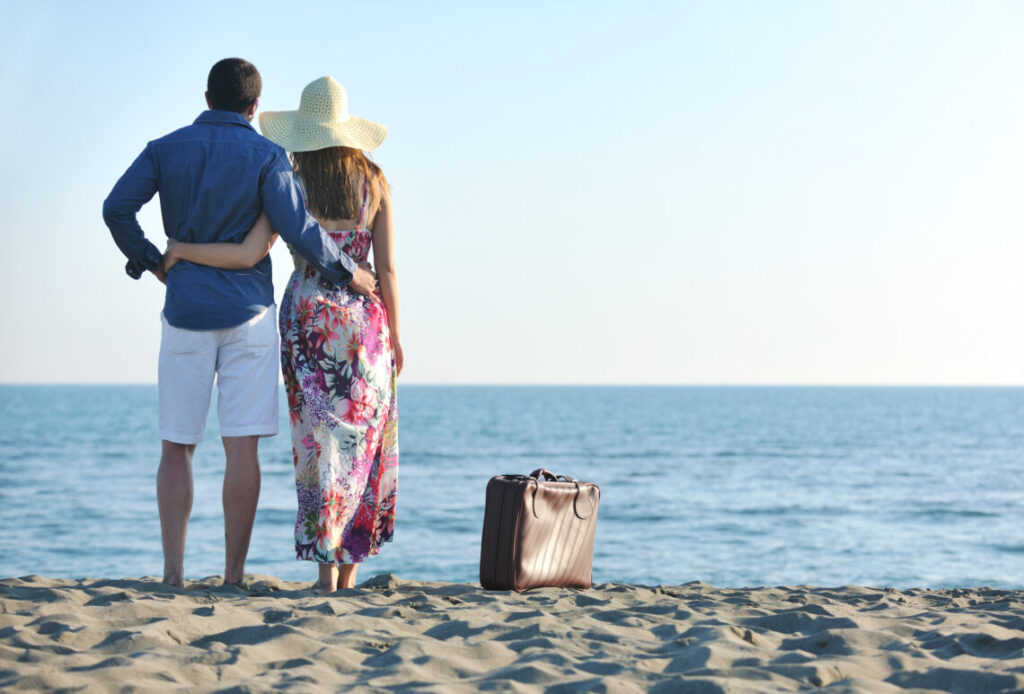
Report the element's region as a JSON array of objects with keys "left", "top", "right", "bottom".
[{"left": 207, "top": 58, "right": 262, "bottom": 113}]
